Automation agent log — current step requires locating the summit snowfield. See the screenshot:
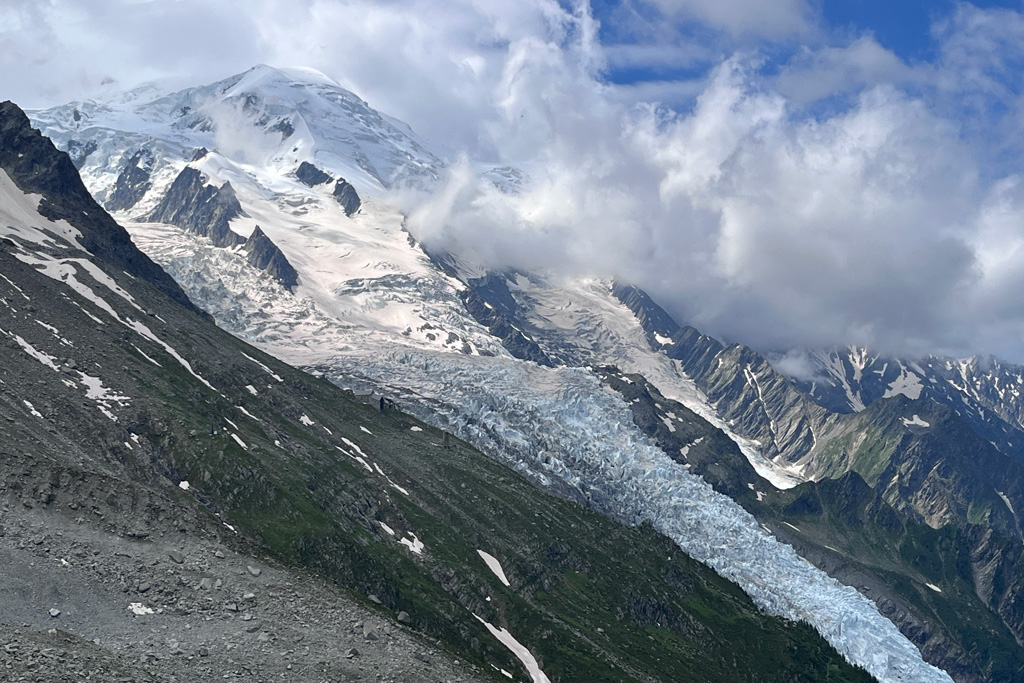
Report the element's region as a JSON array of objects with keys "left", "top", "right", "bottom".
[{"left": 30, "top": 66, "right": 953, "bottom": 682}]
